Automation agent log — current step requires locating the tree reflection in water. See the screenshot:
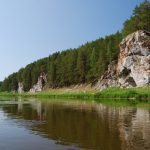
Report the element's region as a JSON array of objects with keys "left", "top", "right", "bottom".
[{"left": 1, "top": 99, "right": 150, "bottom": 150}]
